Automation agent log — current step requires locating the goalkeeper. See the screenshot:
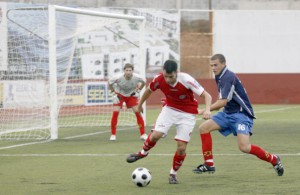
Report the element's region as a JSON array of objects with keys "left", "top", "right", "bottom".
[{"left": 108, "top": 63, "right": 147, "bottom": 141}]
